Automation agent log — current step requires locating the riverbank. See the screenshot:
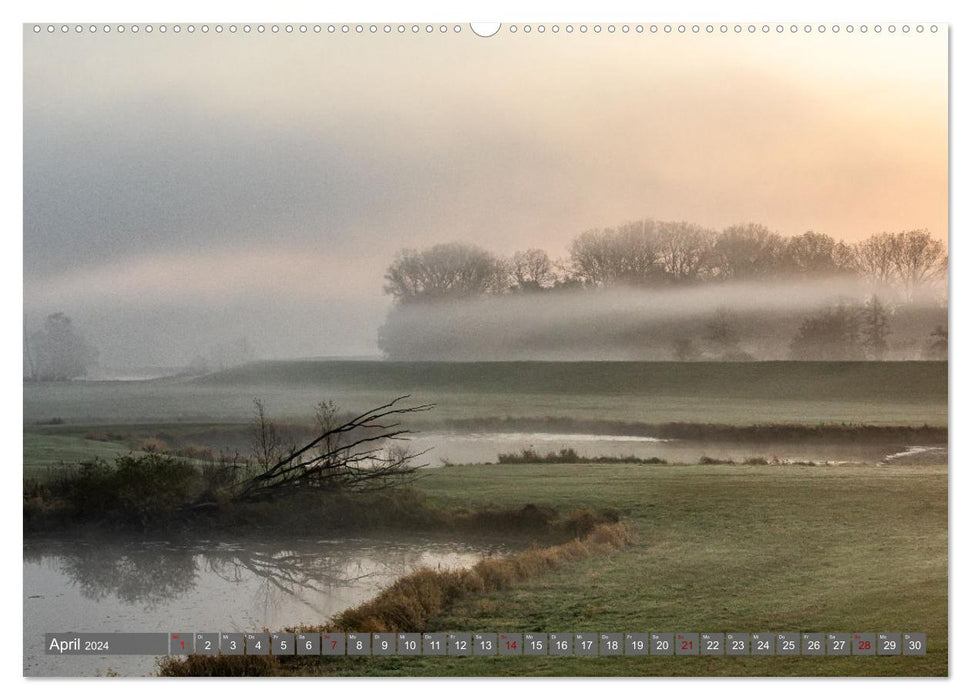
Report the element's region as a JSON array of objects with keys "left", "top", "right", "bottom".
[{"left": 152, "top": 461, "right": 945, "bottom": 677}]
